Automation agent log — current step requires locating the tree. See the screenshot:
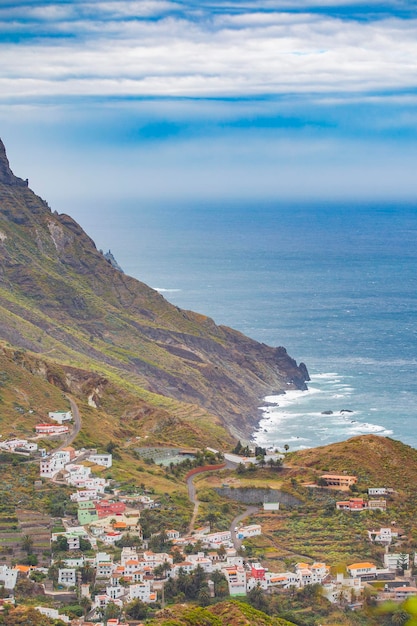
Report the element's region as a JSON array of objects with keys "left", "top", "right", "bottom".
[
  {"left": 256, "top": 455, "right": 266, "bottom": 469},
  {"left": 52, "top": 535, "right": 68, "bottom": 553},
  {"left": 21, "top": 534, "right": 33, "bottom": 555},
  {"left": 217, "top": 544, "right": 226, "bottom": 559},
  {"left": 171, "top": 548, "right": 183, "bottom": 563},
  {"left": 79, "top": 536, "right": 92, "bottom": 552},
  {"left": 284, "top": 444, "right": 289, "bottom": 452},
  {"left": 391, "top": 609, "right": 410, "bottom": 626},
  {"left": 206, "top": 512, "right": 218, "bottom": 527},
  {"left": 197, "top": 586, "right": 211, "bottom": 606},
  {"left": 79, "top": 595, "right": 92, "bottom": 618},
  {"left": 154, "top": 561, "right": 172, "bottom": 578},
  {"left": 81, "top": 563, "right": 95, "bottom": 584},
  {"left": 397, "top": 553, "right": 409, "bottom": 574},
  {"left": 23, "top": 554, "right": 38, "bottom": 566},
  {"left": 125, "top": 598, "right": 149, "bottom": 620},
  {"left": 211, "top": 571, "right": 229, "bottom": 598},
  {"left": 104, "top": 601, "right": 120, "bottom": 622},
  {"left": 247, "top": 583, "right": 269, "bottom": 614}
]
